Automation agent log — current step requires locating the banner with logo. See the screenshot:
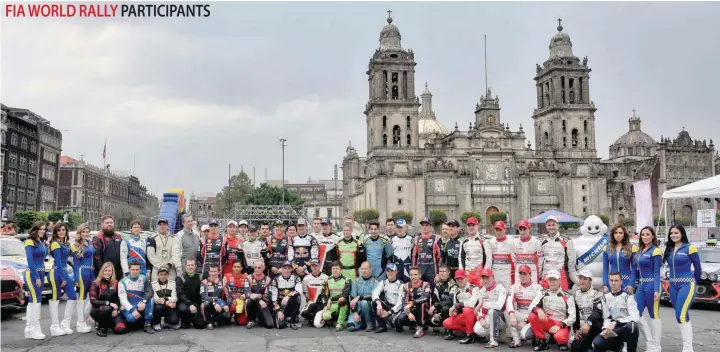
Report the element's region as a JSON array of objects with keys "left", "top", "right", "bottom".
[
  {"left": 633, "top": 179, "right": 653, "bottom": 230},
  {"left": 697, "top": 209, "right": 717, "bottom": 228}
]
